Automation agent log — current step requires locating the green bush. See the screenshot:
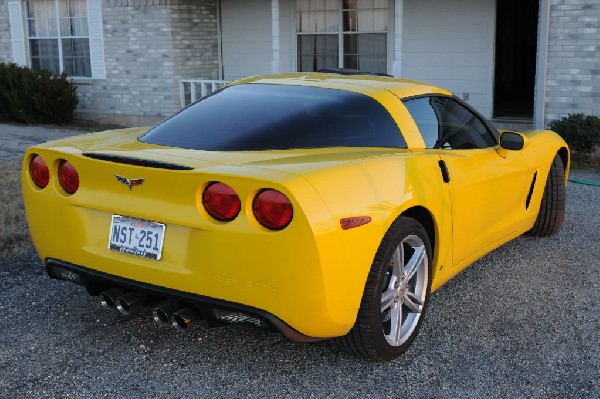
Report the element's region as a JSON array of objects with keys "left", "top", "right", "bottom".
[
  {"left": 0, "top": 62, "right": 78, "bottom": 124},
  {"left": 548, "top": 113, "right": 600, "bottom": 155}
]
